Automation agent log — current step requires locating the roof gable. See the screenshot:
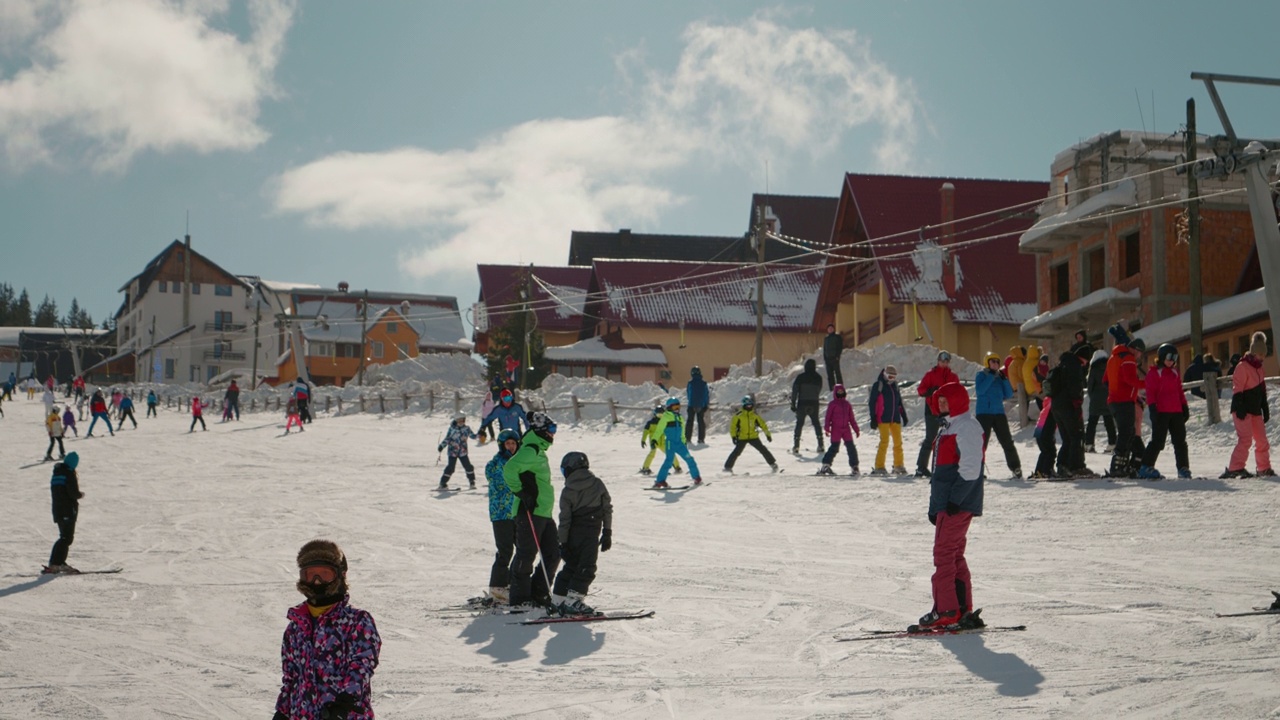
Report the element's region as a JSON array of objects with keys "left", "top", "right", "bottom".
[
  {"left": 747, "top": 193, "right": 837, "bottom": 263},
  {"left": 295, "top": 291, "right": 465, "bottom": 350},
  {"left": 118, "top": 239, "right": 253, "bottom": 312}
]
